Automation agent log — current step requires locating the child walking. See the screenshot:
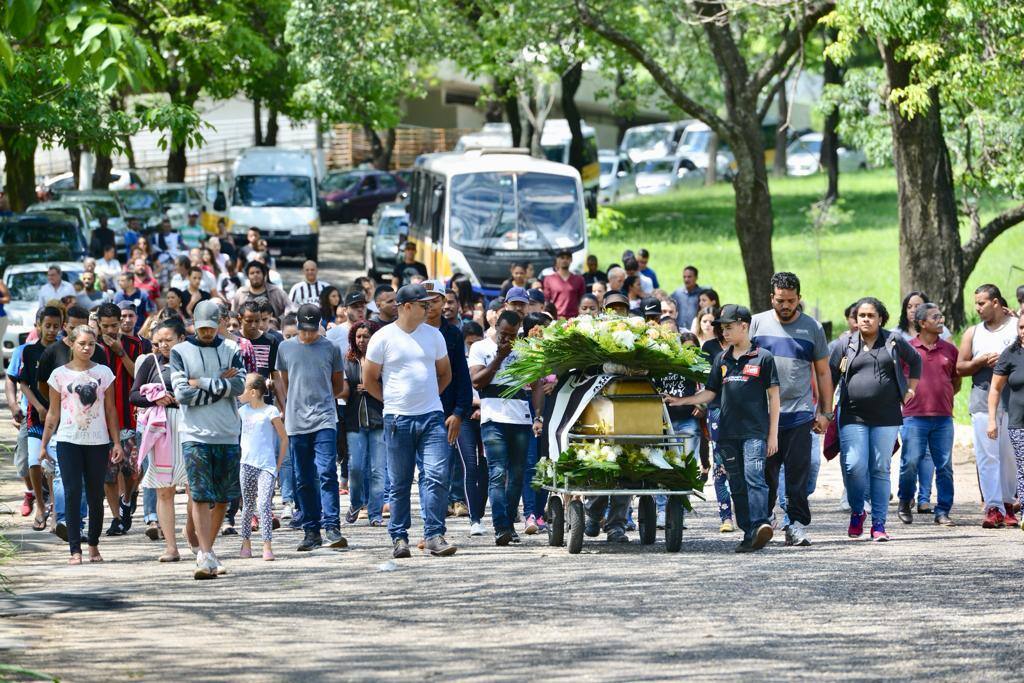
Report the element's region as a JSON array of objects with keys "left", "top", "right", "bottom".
[{"left": 238, "top": 374, "right": 288, "bottom": 561}]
